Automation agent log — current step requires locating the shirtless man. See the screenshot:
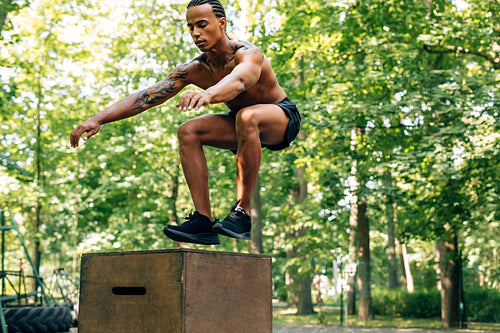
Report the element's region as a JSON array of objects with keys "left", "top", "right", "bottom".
[{"left": 70, "top": 0, "right": 301, "bottom": 245}]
